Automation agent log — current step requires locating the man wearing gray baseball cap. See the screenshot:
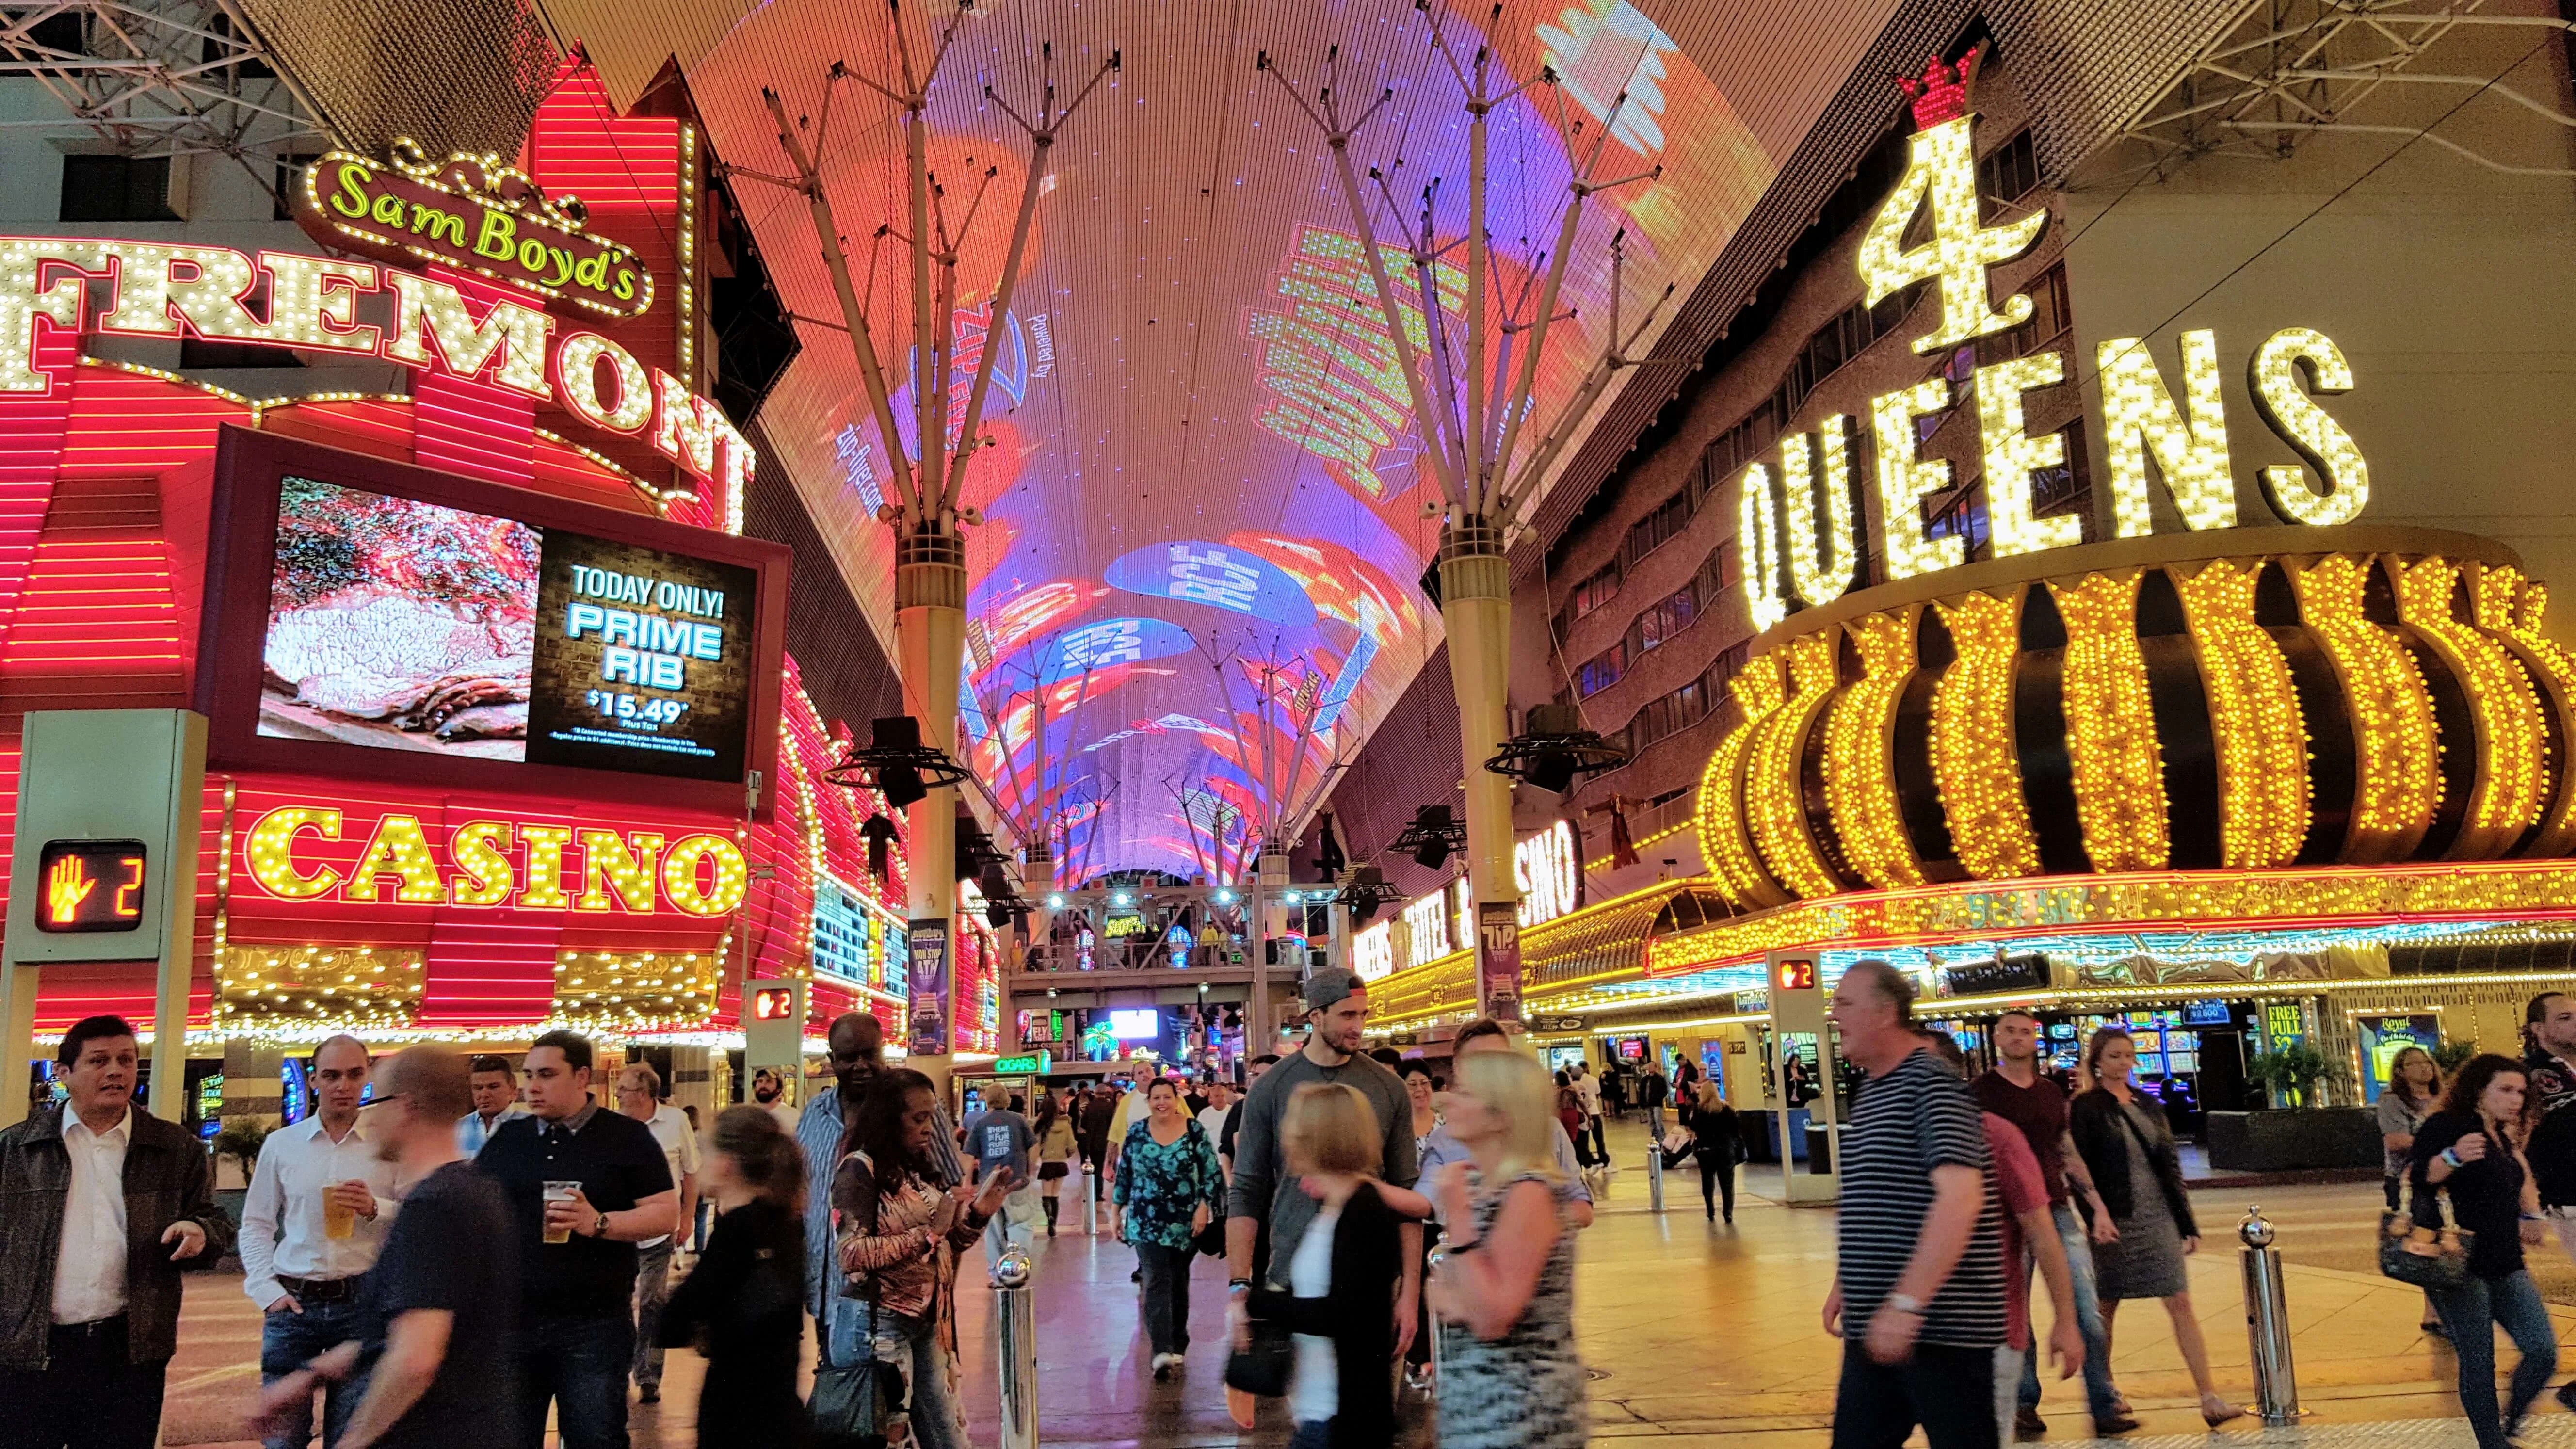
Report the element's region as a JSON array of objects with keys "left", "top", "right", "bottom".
[{"left": 1223, "top": 967, "right": 1423, "bottom": 1362}]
